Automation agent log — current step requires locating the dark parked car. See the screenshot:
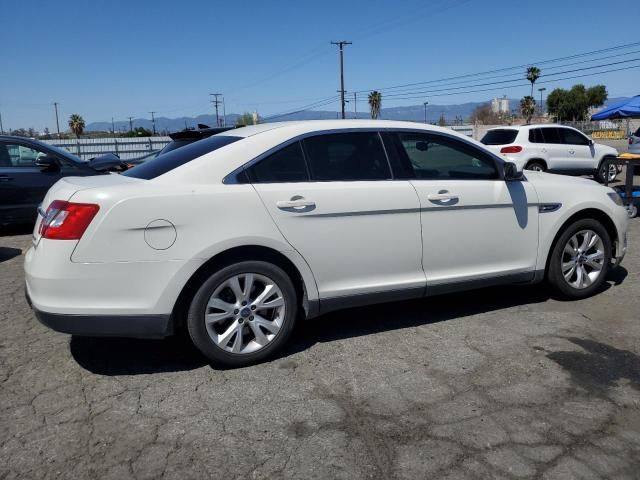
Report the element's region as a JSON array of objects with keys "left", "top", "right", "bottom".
[
  {"left": 0, "top": 136, "right": 123, "bottom": 226},
  {"left": 127, "top": 125, "right": 235, "bottom": 166}
]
